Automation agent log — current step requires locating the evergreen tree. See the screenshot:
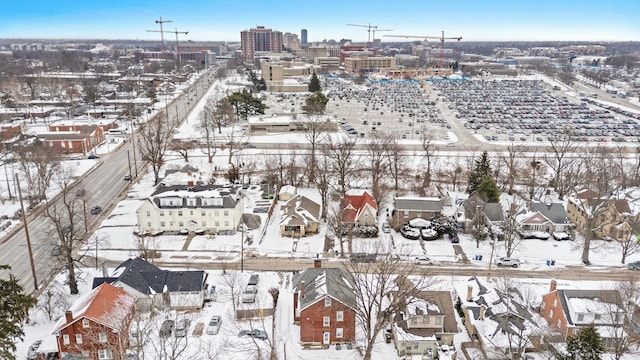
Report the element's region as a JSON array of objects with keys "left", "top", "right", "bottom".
[
  {"left": 467, "top": 151, "right": 492, "bottom": 194},
  {"left": 0, "top": 265, "right": 37, "bottom": 360},
  {"left": 476, "top": 175, "right": 500, "bottom": 203},
  {"left": 308, "top": 73, "right": 321, "bottom": 92},
  {"left": 302, "top": 92, "right": 328, "bottom": 115},
  {"left": 227, "top": 90, "right": 266, "bottom": 120},
  {"left": 559, "top": 324, "right": 605, "bottom": 360}
]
